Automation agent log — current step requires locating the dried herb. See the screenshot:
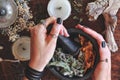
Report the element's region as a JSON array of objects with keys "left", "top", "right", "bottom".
[
  {"left": 0, "top": 0, "right": 35, "bottom": 42},
  {"left": 49, "top": 35, "right": 95, "bottom": 77},
  {"left": 73, "top": 16, "right": 83, "bottom": 23},
  {"left": 49, "top": 48, "right": 85, "bottom": 77},
  {"left": 70, "top": 0, "right": 83, "bottom": 13},
  {"left": 69, "top": 0, "right": 83, "bottom": 23}
]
